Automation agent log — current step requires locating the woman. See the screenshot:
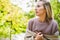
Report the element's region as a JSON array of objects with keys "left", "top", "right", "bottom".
[{"left": 24, "top": 1, "right": 59, "bottom": 40}]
